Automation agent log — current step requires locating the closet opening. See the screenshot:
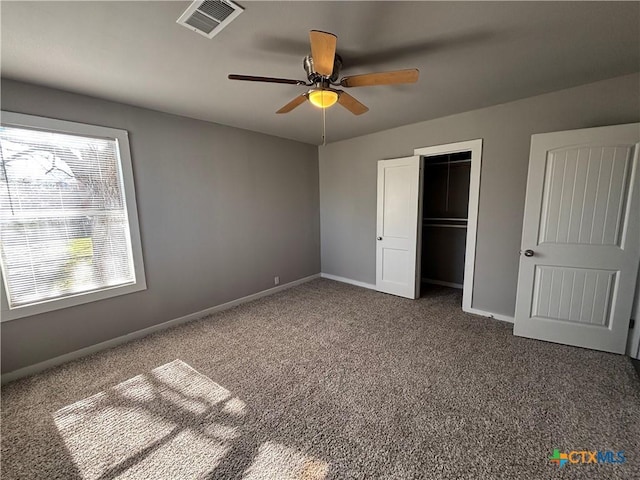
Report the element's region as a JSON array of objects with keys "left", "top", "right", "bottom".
[
  {"left": 414, "top": 138, "right": 483, "bottom": 314},
  {"left": 420, "top": 150, "right": 471, "bottom": 296},
  {"left": 419, "top": 150, "right": 471, "bottom": 299},
  {"left": 412, "top": 139, "right": 481, "bottom": 309}
]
